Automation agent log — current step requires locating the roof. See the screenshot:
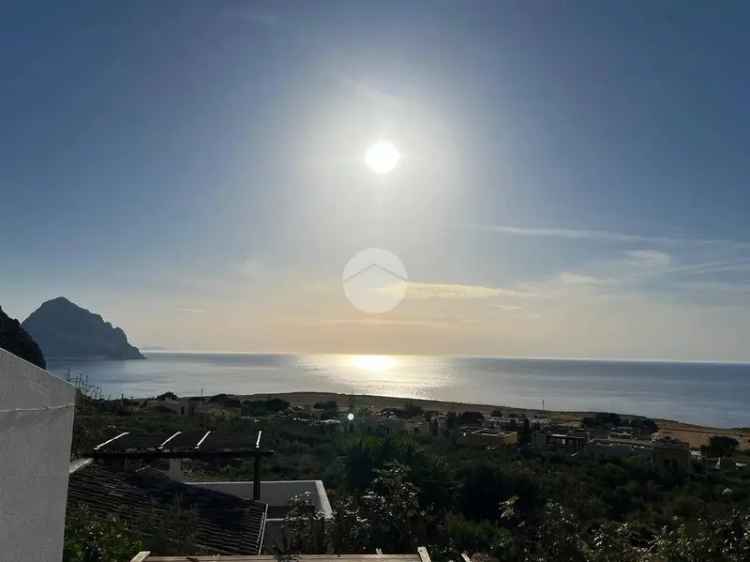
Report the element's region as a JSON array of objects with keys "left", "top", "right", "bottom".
[
  {"left": 470, "top": 429, "right": 515, "bottom": 437},
  {"left": 549, "top": 433, "right": 587, "bottom": 440},
  {"left": 132, "top": 553, "right": 427, "bottom": 562},
  {"left": 68, "top": 463, "right": 267, "bottom": 554},
  {"left": 590, "top": 438, "right": 653, "bottom": 449}
]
